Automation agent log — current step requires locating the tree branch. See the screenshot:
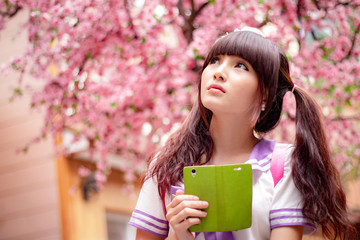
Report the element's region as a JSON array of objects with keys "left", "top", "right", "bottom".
[
  {"left": 296, "top": 0, "right": 305, "bottom": 22},
  {"left": 312, "top": 0, "right": 359, "bottom": 11},
  {"left": 341, "top": 24, "right": 360, "bottom": 61},
  {"left": 191, "top": 0, "right": 195, "bottom": 13},
  {"left": 177, "top": 0, "right": 187, "bottom": 20},
  {"left": 0, "top": 5, "right": 22, "bottom": 18},
  {"left": 177, "top": 0, "right": 192, "bottom": 43},
  {"left": 124, "top": 0, "right": 138, "bottom": 39},
  {"left": 177, "top": 0, "right": 211, "bottom": 43},
  {"left": 257, "top": 13, "right": 270, "bottom": 28},
  {"left": 284, "top": 110, "right": 360, "bottom": 122},
  {"left": 331, "top": 115, "right": 360, "bottom": 121},
  {"left": 191, "top": 1, "right": 210, "bottom": 22},
  {"left": 336, "top": 0, "right": 360, "bottom": 8},
  {"left": 313, "top": 0, "right": 322, "bottom": 10}
]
